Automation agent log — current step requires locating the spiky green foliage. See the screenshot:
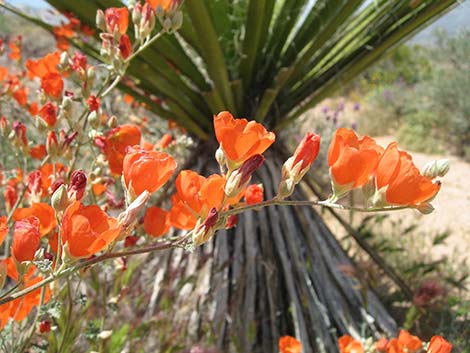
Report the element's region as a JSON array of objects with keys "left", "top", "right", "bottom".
[{"left": 43, "top": 0, "right": 457, "bottom": 138}]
